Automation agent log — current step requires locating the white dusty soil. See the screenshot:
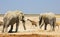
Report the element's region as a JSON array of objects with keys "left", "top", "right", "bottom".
[{"left": 0, "top": 16, "right": 60, "bottom": 35}]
